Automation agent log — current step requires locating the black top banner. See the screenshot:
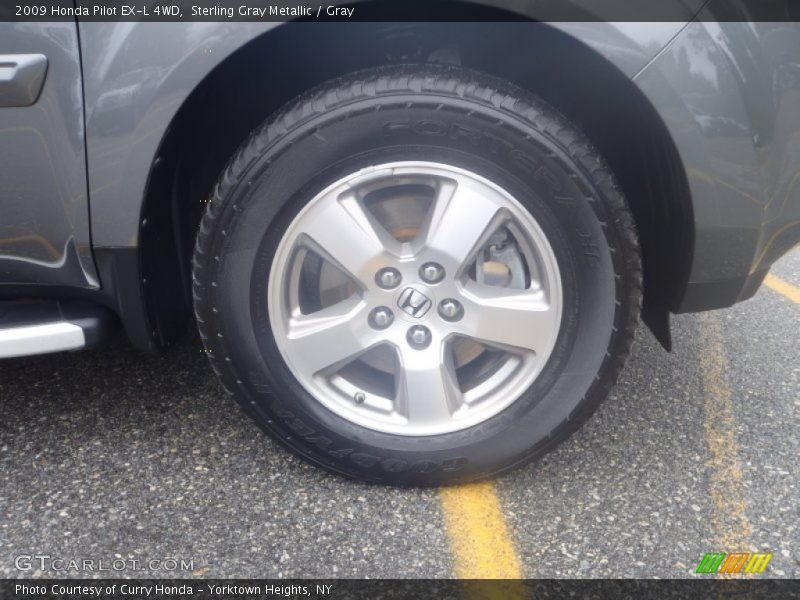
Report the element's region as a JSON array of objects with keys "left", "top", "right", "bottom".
[
  {"left": 2, "top": 579, "right": 800, "bottom": 600},
  {"left": 1, "top": 0, "right": 800, "bottom": 22}
]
